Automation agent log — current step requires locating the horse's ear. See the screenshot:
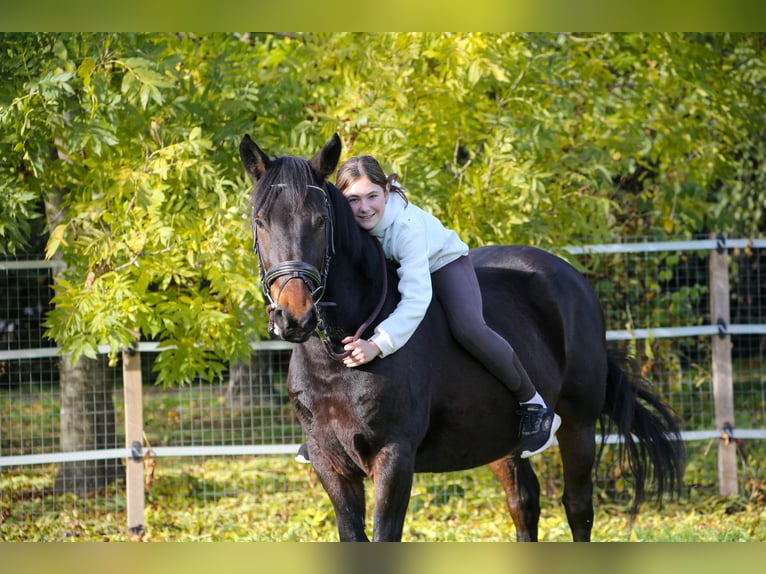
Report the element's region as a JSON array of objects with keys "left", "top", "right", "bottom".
[
  {"left": 239, "top": 134, "right": 270, "bottom": 181},
  {"left": 309, "top": 133, "right": 342, "bottom": 181}
]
